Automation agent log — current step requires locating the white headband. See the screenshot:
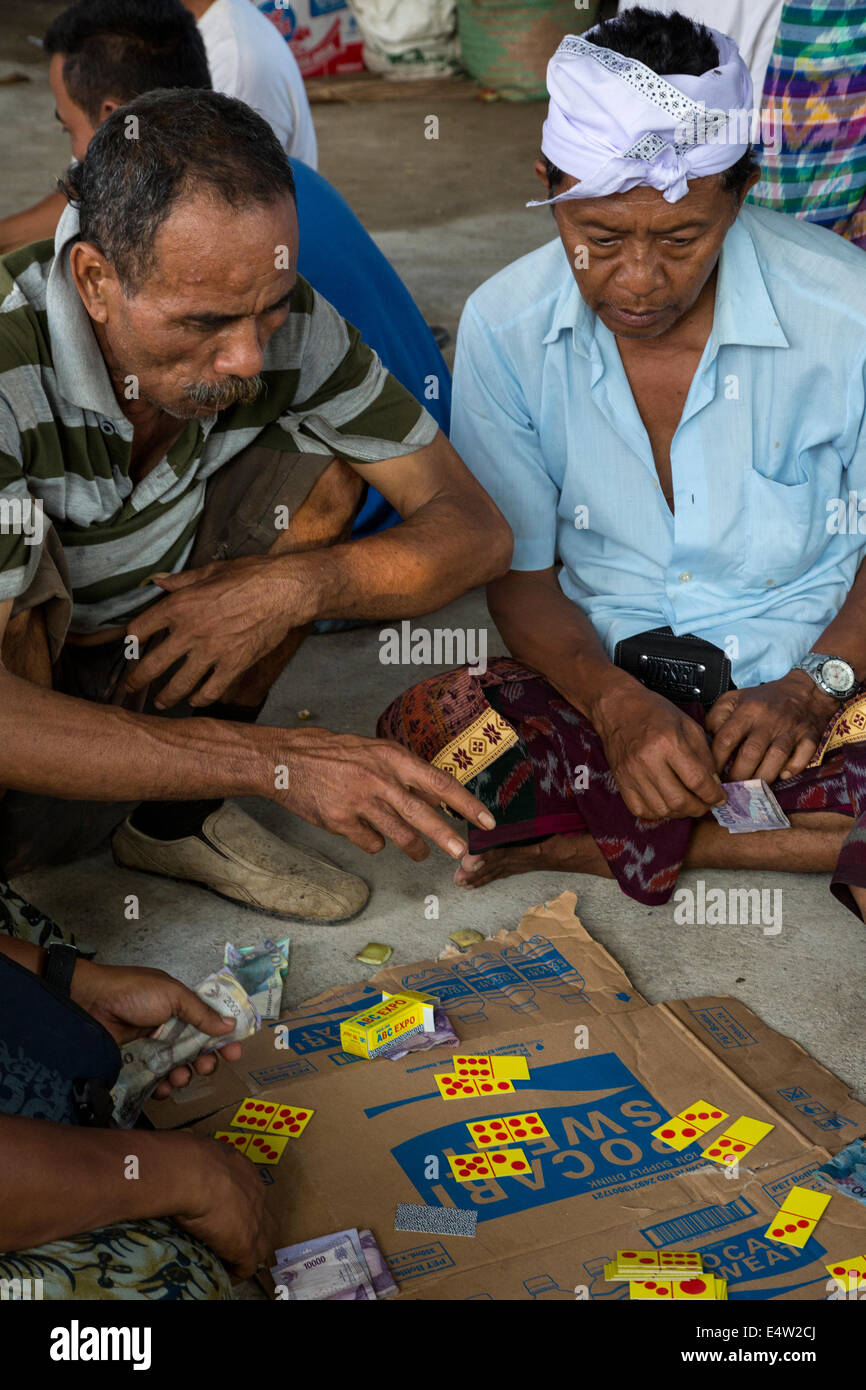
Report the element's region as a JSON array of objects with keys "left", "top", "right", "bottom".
[{"left": 528, "top": 27, "right": 753, "bottom": 207}]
